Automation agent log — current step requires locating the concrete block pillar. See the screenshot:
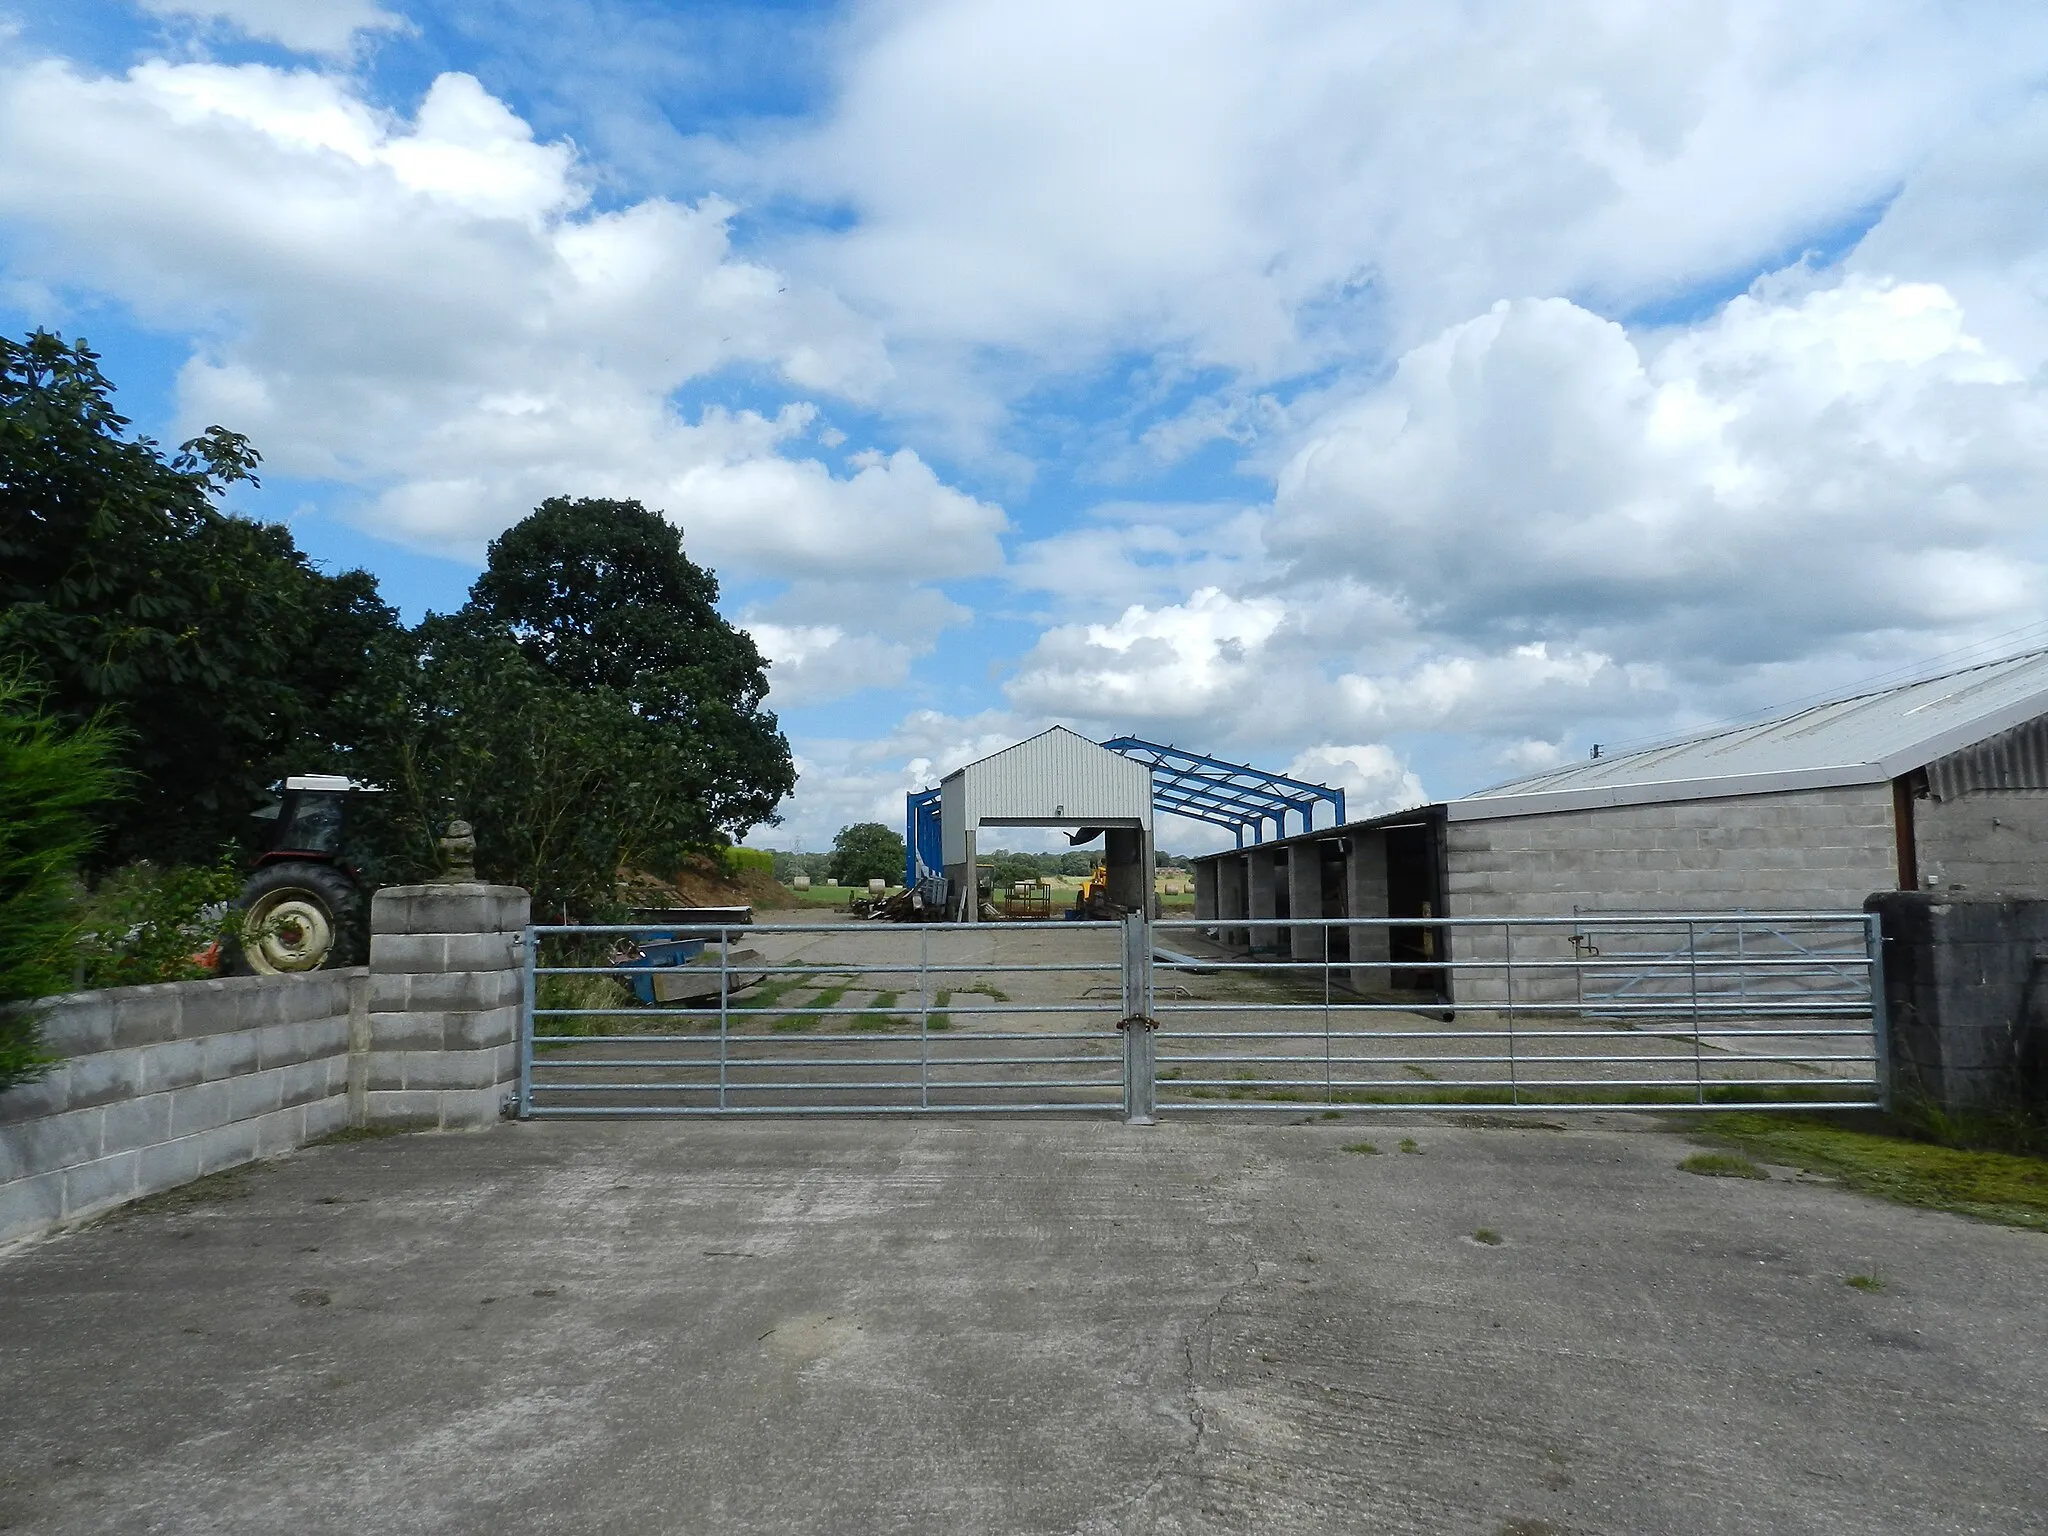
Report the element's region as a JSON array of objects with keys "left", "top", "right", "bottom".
[
  {"left": 1346, "top": 831, "right": 1390, "bottom": 994},
  {"left": 1104, "top": 827, "right": 1149, "bottom": 912},
  {"left": 1867, "top": 891, "right": 2048, "bottom": 1113},
  {"left": 1218, "top": 856, "right": 1249, "bottom": 949},
  {"left": 1248, "top": 848, "right": 1281, "bottom": 955},
  {"left": 361, "top": 883, "right": 529, "bottom": 1129},
  {"left": 1194, "top": 861, "right": 1219, "bottom": 921},
  {"left": 1288, "top": 844, "right": 1326, "bottom": 963}
]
